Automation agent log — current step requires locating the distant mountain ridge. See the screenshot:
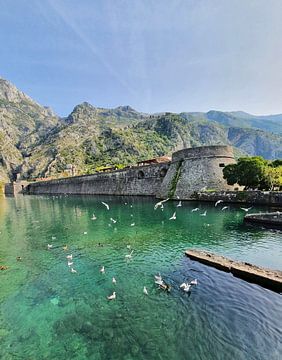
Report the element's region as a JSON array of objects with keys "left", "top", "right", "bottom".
[{"left": 0, "top": 77, "right": 281, "bottom": 182}]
